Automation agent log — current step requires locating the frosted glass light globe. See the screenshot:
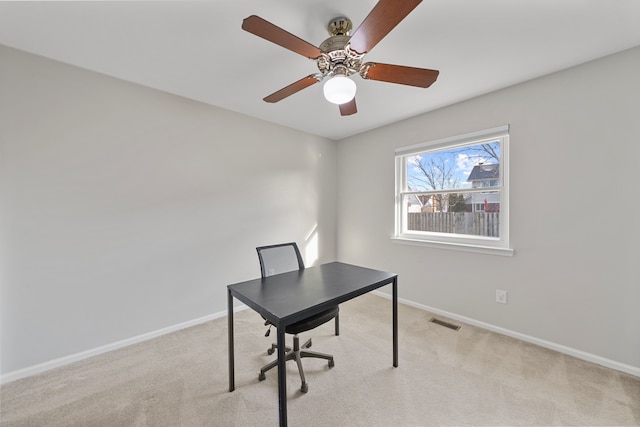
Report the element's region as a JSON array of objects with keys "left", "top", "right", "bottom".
[{"left": 323, "top": 75, "right": 357, "bottom": 104}]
